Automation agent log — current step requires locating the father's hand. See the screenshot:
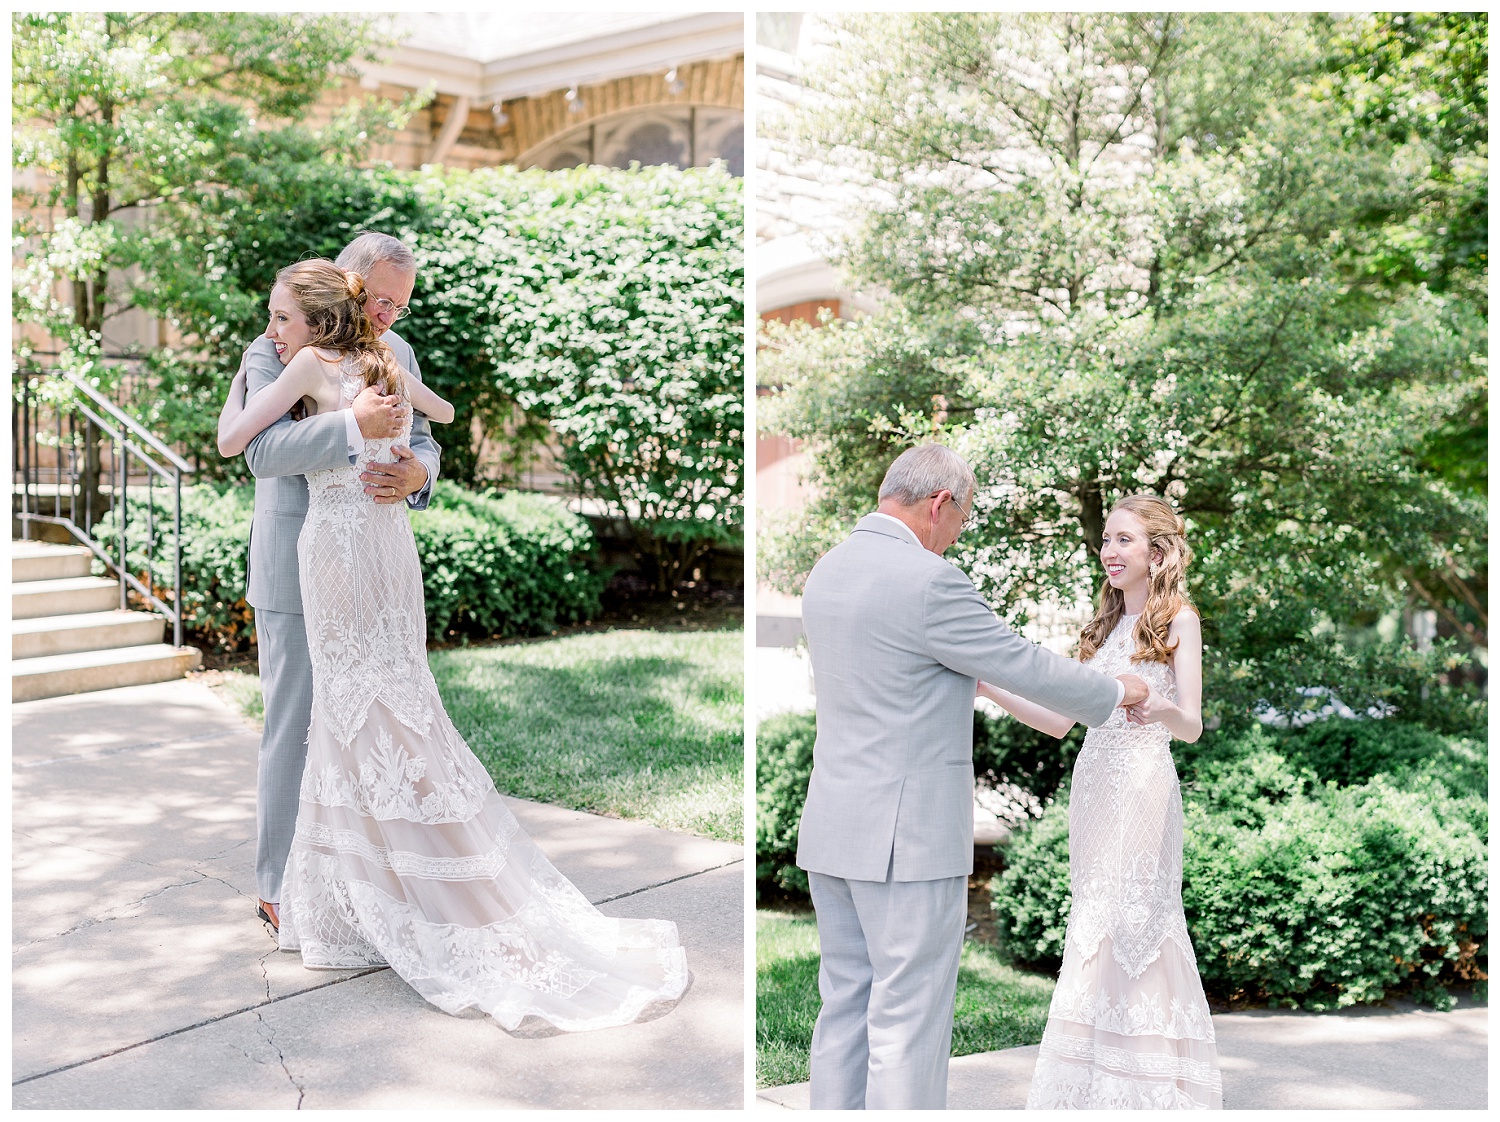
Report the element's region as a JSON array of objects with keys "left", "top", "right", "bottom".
[
  {"left": 362, "top": 444, "right": 428, "bottom": 505},
  {"left": 1116, "top": 673, "right": 1149, "bottom": 708},
  {"left": 352, "top": 384, "right": 408, "bottom": 440}
]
